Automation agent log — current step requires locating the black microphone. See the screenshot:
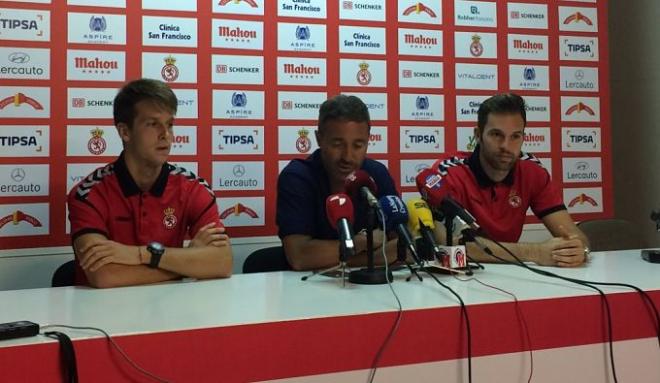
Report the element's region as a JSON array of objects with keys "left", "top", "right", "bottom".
[
  {"left": 440, "top": 196, "right": 480, "bottom": 231},
  {"left": 651, "top": 209, "right": 660, "bottom": 223},
  {"left": 378, "top": 195, "right": 421, "bottom": 264}
]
